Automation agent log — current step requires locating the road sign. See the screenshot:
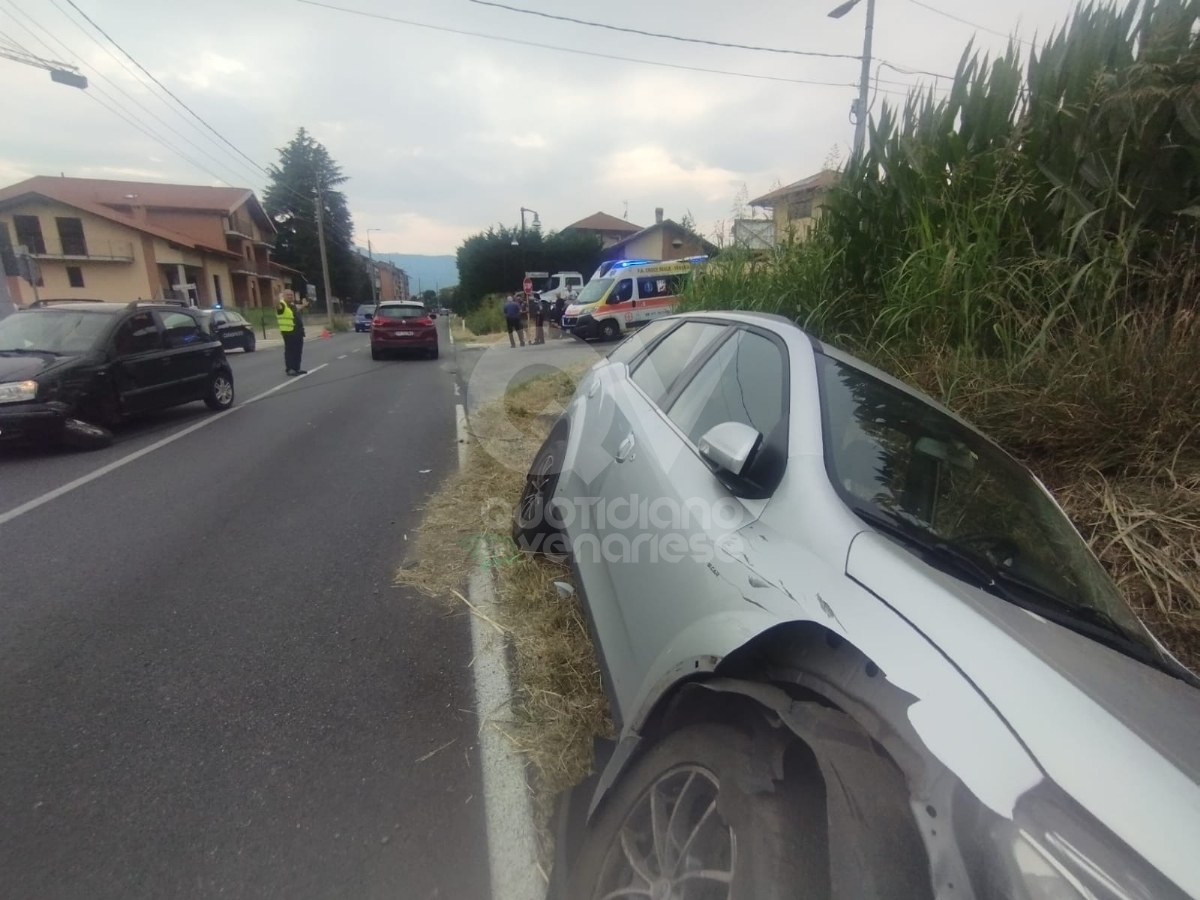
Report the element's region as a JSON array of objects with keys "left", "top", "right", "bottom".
[{"left": 522, "top": 277, "right": 533, "bottom": 293}]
